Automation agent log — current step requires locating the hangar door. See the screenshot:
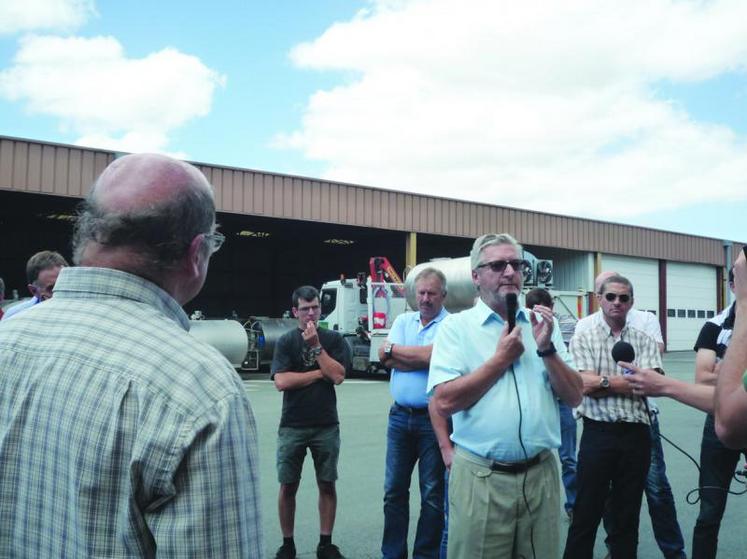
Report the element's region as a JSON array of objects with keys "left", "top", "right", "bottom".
[
  {"left": 666, "top": 262, "right": 717, "bottom": 351},
  {"left": 600, "top": 254, "right": 660, "bottom": 315}
]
